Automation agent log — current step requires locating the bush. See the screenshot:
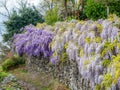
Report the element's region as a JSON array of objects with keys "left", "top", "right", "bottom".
[
  {"left": 109, "top": 1, "right": 120, "bottom": 16},
  {"left": 2, "top": 56, "right": 25, "bottom": 71},
  {"left": 84, "top": 0, "right": 120, "bottom": 20},
  {"left": 84, "top": 0, "right": 107, "bottom": 20},
  {"left": 0, "top": 69, "right": 8, "bottom": 82},
  {"left": 45, "top": 7, "right": 59, "bottom": 25}
]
